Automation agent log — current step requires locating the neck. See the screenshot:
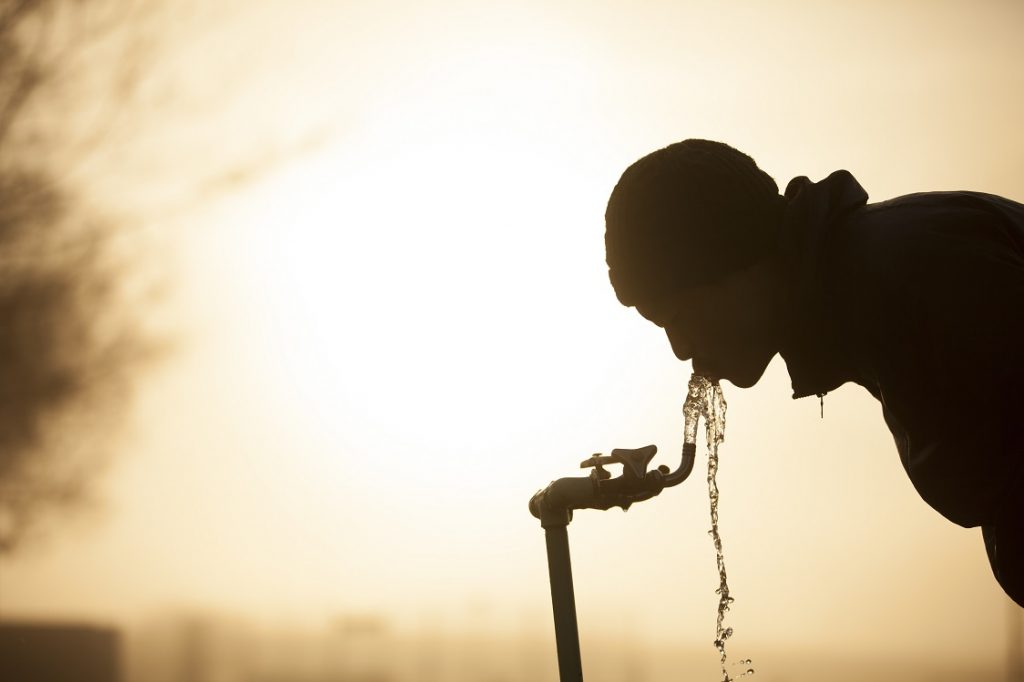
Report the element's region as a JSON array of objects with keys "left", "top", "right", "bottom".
[{"left": 775, "top": 269, "right": 860, "bottom": 399}]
